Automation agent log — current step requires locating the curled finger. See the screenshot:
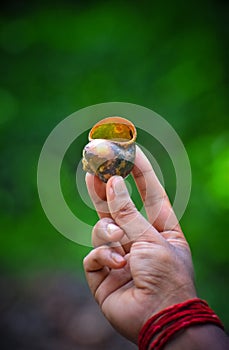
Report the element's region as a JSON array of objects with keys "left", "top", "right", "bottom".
[
  {"left": 83, "top": 246, "right": 126, "bottom": 296},
  {"left": 92, "top": 218, "right": 125, "bottom": 248}
]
